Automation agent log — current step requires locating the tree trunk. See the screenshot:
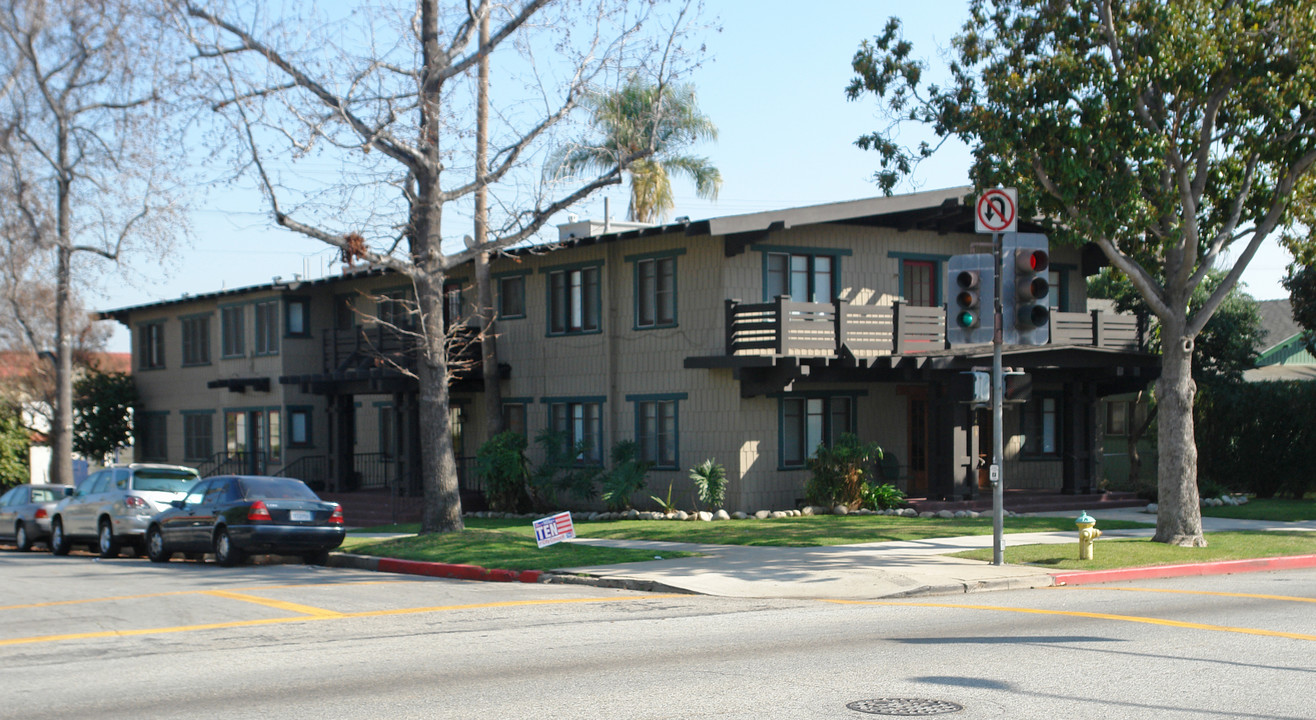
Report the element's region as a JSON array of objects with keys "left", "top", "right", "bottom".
[
  {"left": 417, "top": 272, "right": 464, "bottom": 534},
  {"left": 1153, "top": 325, "right": 1205, "bottom": 546},
  {"left": 475, "top": 11, "right": 503, "bottom": 440},
  {"left": 51, "top": 243, "right": 74, "bottom": 486}
]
